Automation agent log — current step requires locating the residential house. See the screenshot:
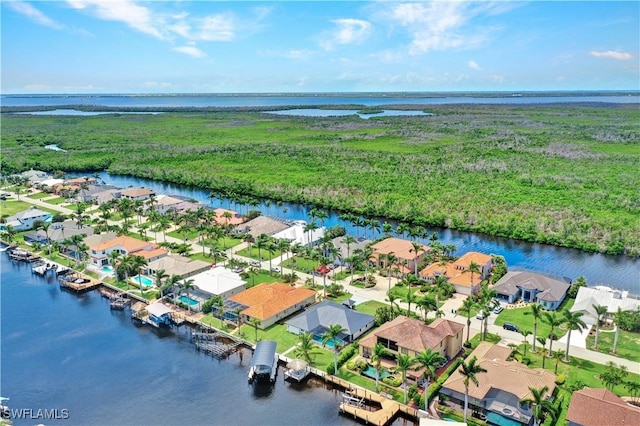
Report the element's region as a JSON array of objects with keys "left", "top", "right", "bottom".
[
  {"left": 285, "top": 300, "right": 375, "bottom": 343},
  {"left": 370, "top": 237, "right": 430, "bottom": 277},
  {"left": 440, "top": 342, "right": 557, "bottom": 426},
  {"left": 154, "top": 195, "right": 185, "bottom": 215},
  {"left": 92, "top": 188, "right": 121, "bottom": 206},
  {"left": 228, "top": 282, "right": 317, "bottom": 329},
  {"left": 37, "top": 178, "right": 64, "bottom": 189},
  {"left": 24, "top": 220, "right": 95, "bottom": 245},
  {"left": 272, "top": 220, "right": 325, "bottom": 247},
  {"left": 89, "top": 235, "right": 168, "bottom": 267},
  {"left": 234, "top": 216, "right": 291, "bottom": 238},
  {"left": 18, "top": 169, "right": 50, "bottom": 185},
  {"left": 359, "top": 316, "right": 464, "bottom": 384},
  {"left": 328, "top": 235, "right": 371, "bottom": 266},
  {"left": 119, "top": 187, "right": 155, "bottom": 201},
  {"left": 183, "top": 266, "right": 246, "bottom": 300},
  {"left": 167, "top": 201, "right": 201, "bottom": 217},
  {"left": 566, "top": 388, "right": 640, "bottom": 426},
  {"left": 0, "top": 206, "right": 53, "bottom": 232},
  {"left": 64, "top": 176, "right": 97, "bottom": 187},
  {"left": 420, "top": 251, "right": 493, "bottom": 296},
  {"left": 493, "top": 270, "right": 570, "bottom": 310},
  {"left": 145, "top": 254, "right": 211, "bottom": 279},
  {"left": 212, "top": 208, "right": 245, "bottom": 226},
  {"left": 571, "top": 285, "right": 640, "bottom": 326}
]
